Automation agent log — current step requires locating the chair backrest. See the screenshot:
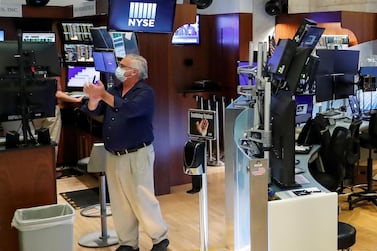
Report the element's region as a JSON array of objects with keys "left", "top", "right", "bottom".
[
  {"left": 345, "top": 119, "right": 362, "bottom": 178},
  {"left": 323, "top": 126, "right": 350, "bottom": 185},
  {"left": 368, "top": 111, "right": 377, "bottom": 141},
  {"left": 88, "top": 142, "right": 106, "bottom": 173}
]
